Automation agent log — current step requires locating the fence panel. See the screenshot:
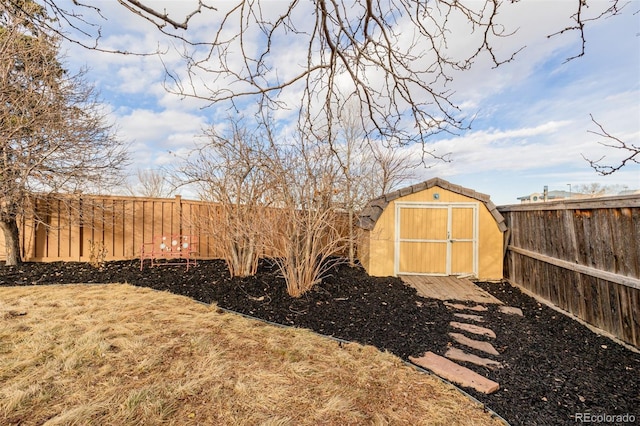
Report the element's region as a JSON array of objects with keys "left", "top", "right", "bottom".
[
  {"left": 0, "top": 194, "right": 352, "bottom": 265},
  {"left": 499, "top": 195, "right": 640, "bottom": 348},
  {"left": 0, "top": 195, "right": 192, "bottom": 262}
]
